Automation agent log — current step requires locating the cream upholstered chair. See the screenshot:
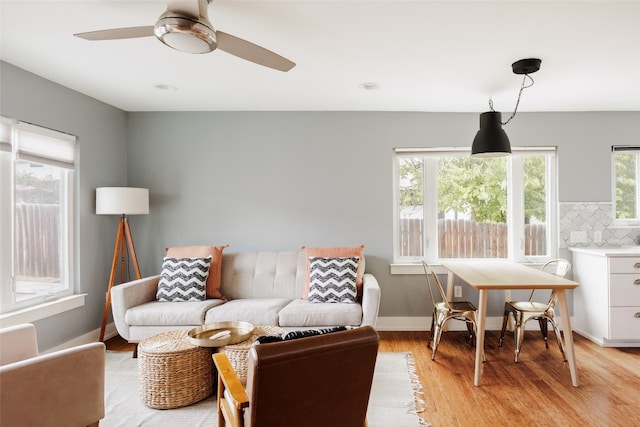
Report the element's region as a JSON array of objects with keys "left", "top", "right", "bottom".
[
  {"left": 422, "top": 261, "right": 481, "bottom": 361},
  {"left": 212, "top": 326, "right": 379, "bottom": 427},
  {"left": 498, "top": 259, "right": 571, "bottom": 362},
  {"left": 0, "top": 323, "right": 106, "bottom": 427}
]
